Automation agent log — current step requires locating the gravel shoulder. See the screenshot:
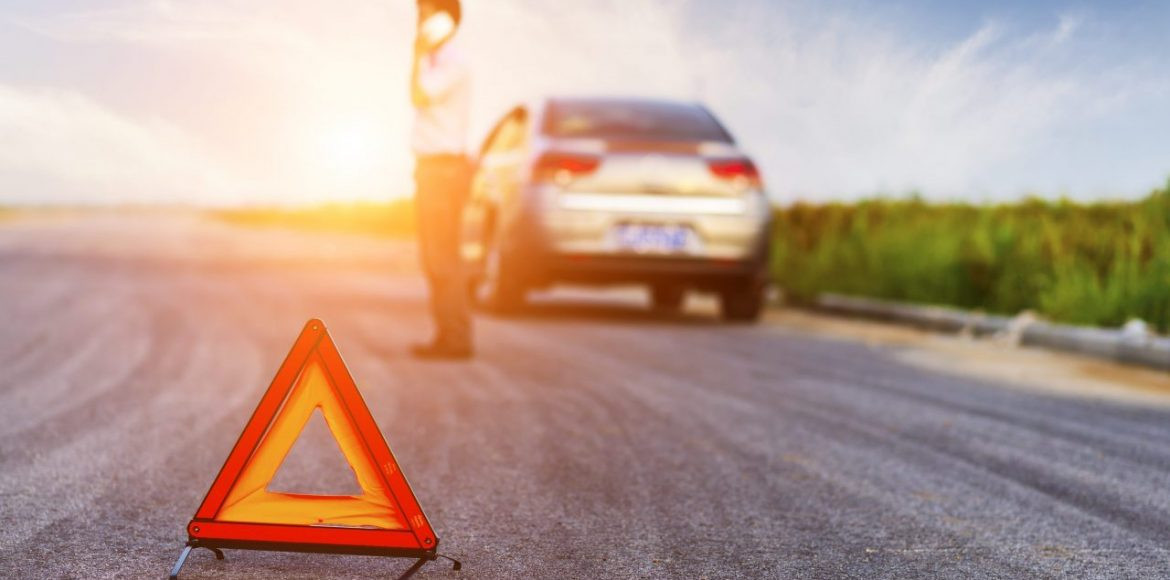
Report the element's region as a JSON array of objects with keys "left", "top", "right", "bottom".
[{"left": 764, "top": 309, "right": 1170, "bottom": 408}]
